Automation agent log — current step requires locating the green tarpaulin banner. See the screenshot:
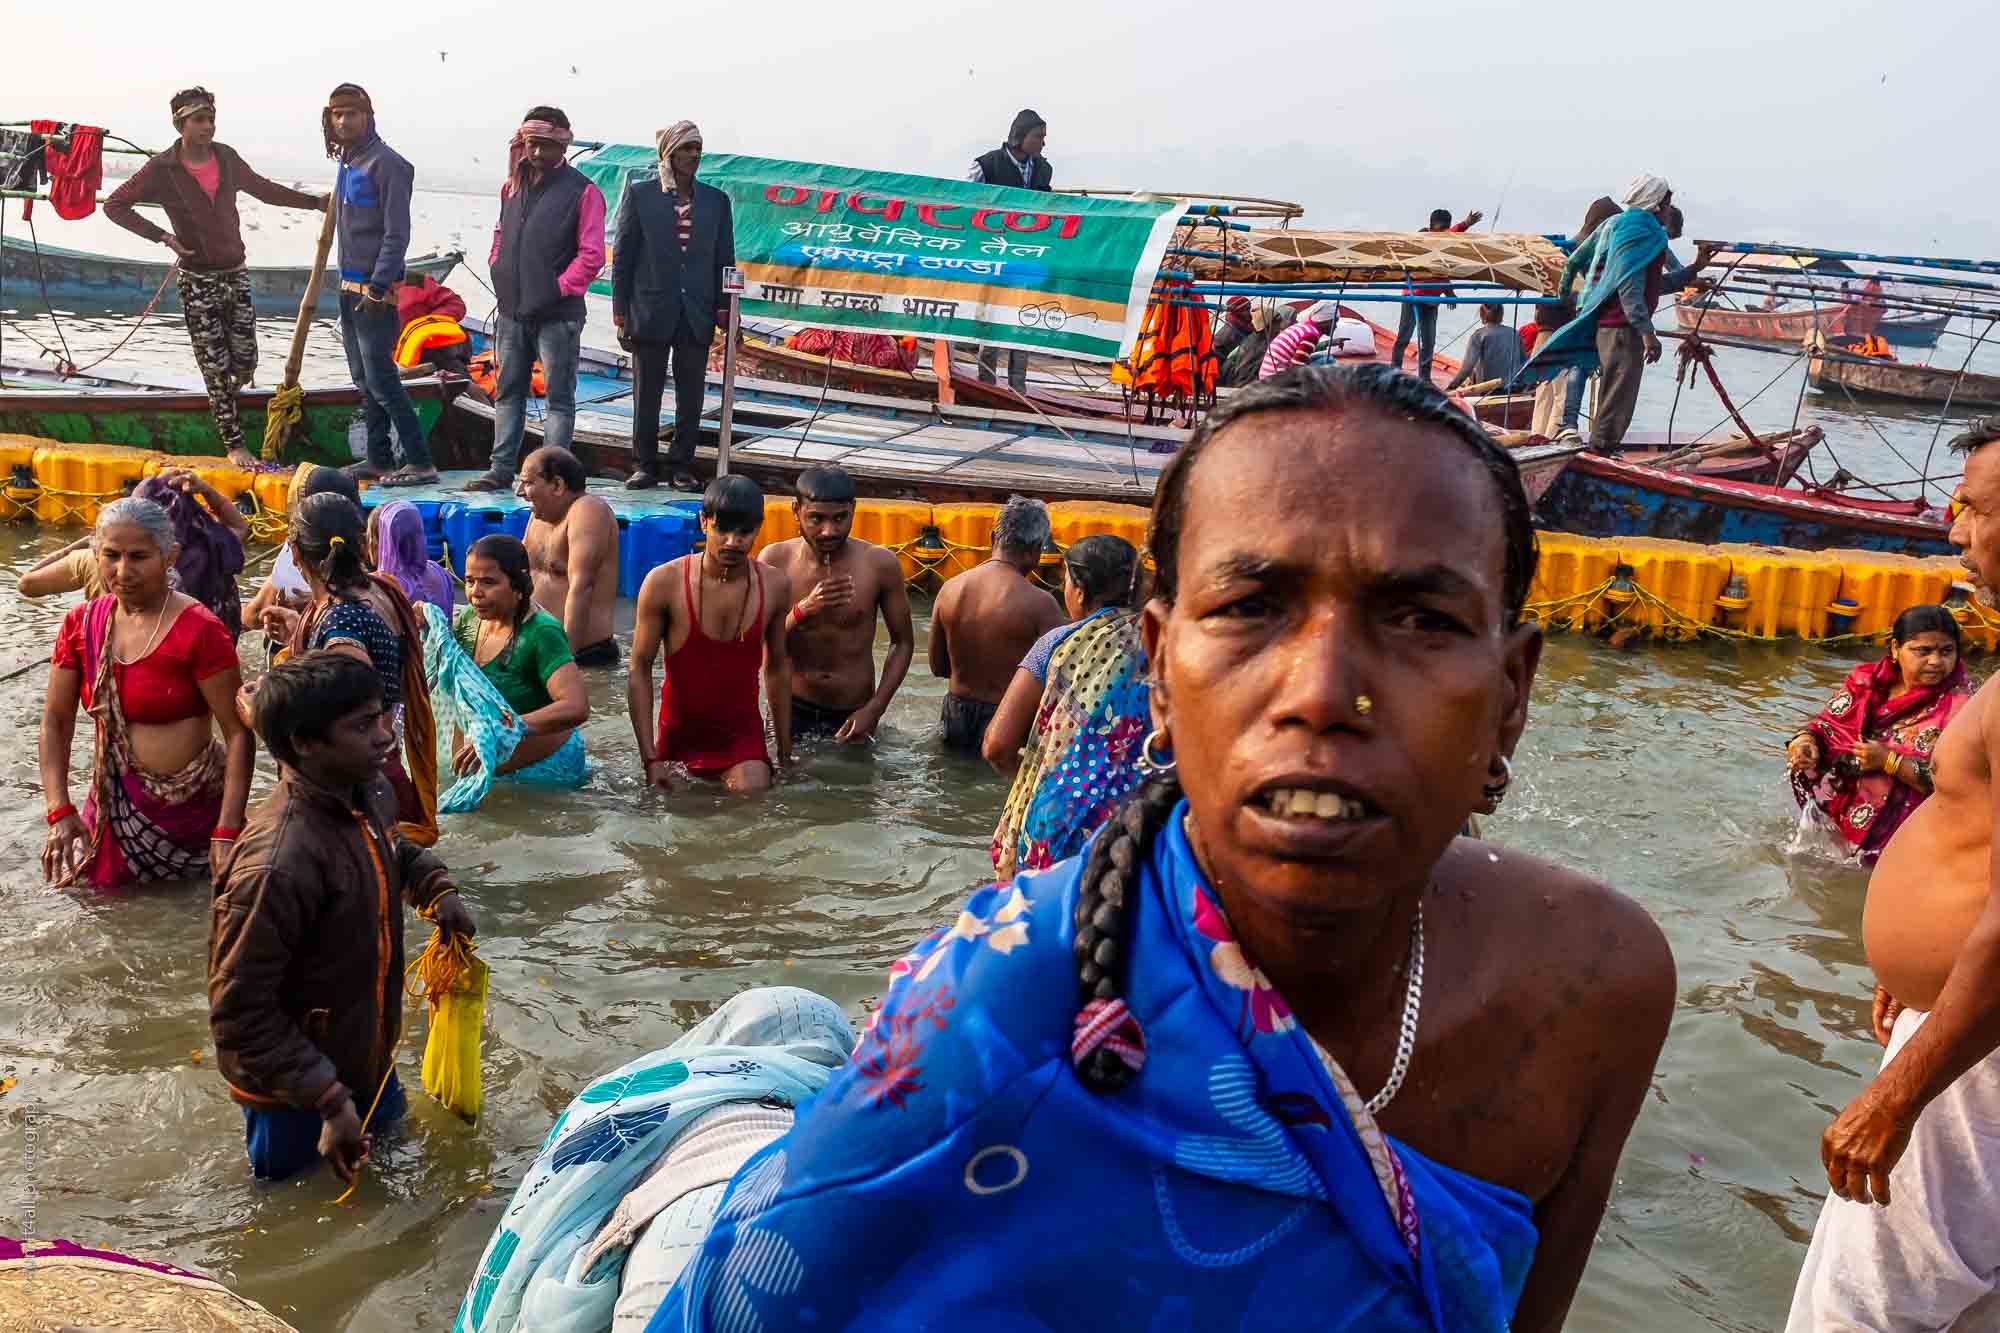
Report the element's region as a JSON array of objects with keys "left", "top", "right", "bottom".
[{"left": 575, "top": 148, "right": 1184, "bottom": 362}]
